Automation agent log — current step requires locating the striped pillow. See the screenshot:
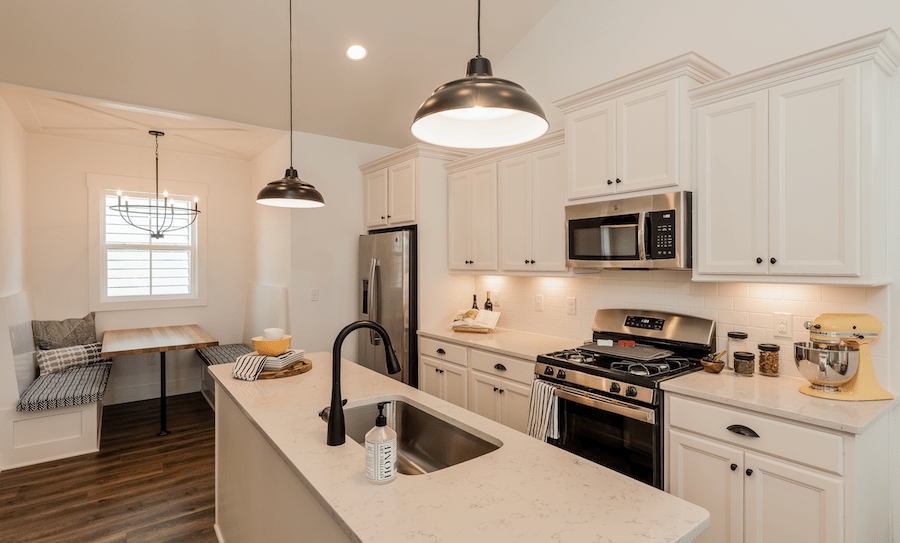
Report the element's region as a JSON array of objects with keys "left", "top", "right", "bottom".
[{"left": 35, "top": 342, "right": 103, "bottom": 375}]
